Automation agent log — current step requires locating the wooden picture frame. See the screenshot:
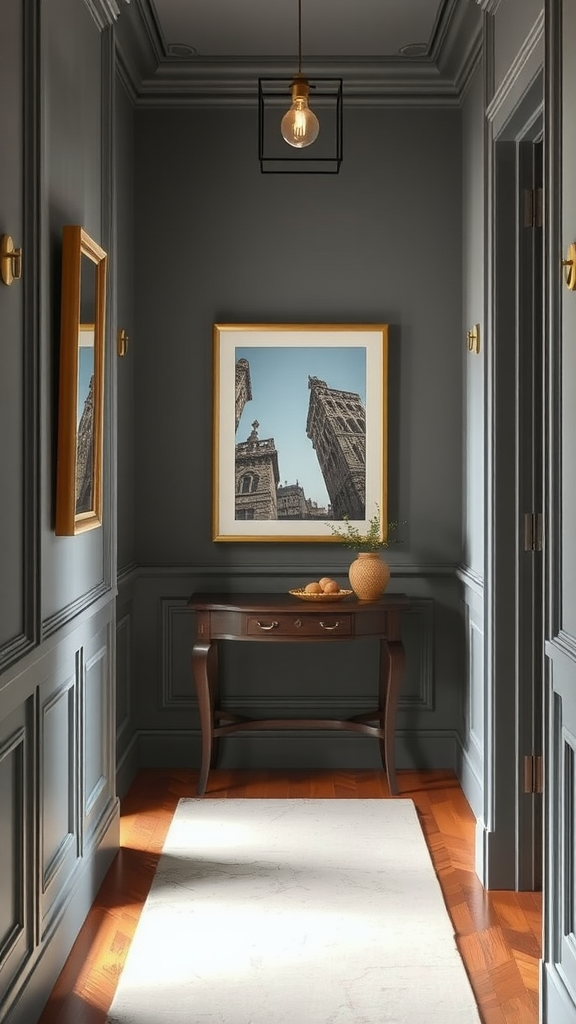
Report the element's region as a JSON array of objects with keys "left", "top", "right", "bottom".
[
  {"left": 213, "top": 323, "right": 388, "bottom": 542},
  {"left": 55, "top": 226, "right": 107, "bottom": 535}
]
